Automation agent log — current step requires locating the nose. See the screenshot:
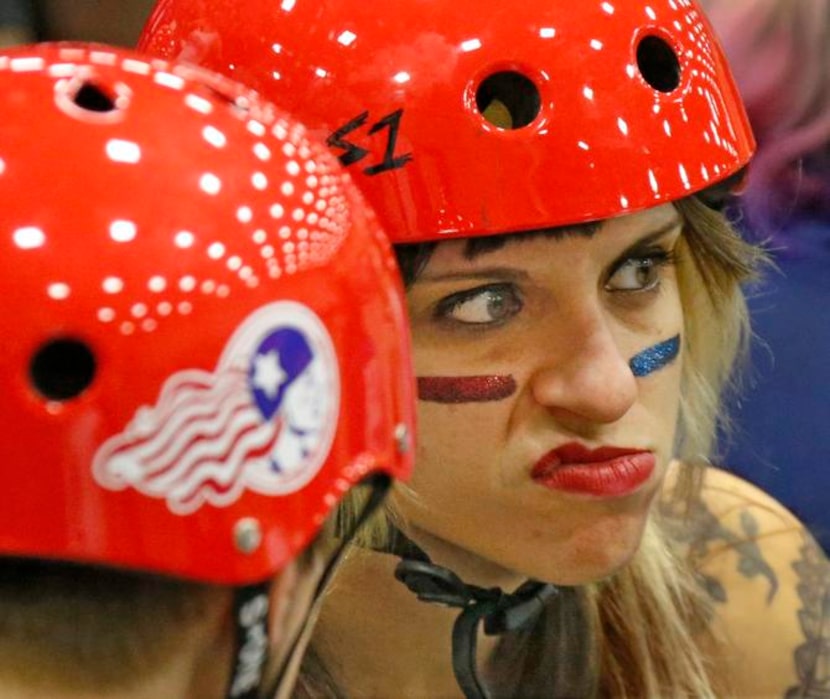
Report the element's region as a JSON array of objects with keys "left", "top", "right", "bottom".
[{"left": 529, "top": 317, "right": 638, "bottom": 425}]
